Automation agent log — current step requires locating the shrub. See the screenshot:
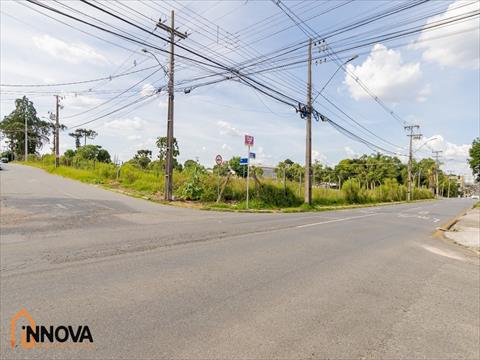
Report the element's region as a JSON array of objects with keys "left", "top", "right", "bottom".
[
  {"left": 342, "top": 179, "right": 367, "bottom": 203},
  {"left": 176, "top": 170, "right": 203, "bottom": 200}
]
